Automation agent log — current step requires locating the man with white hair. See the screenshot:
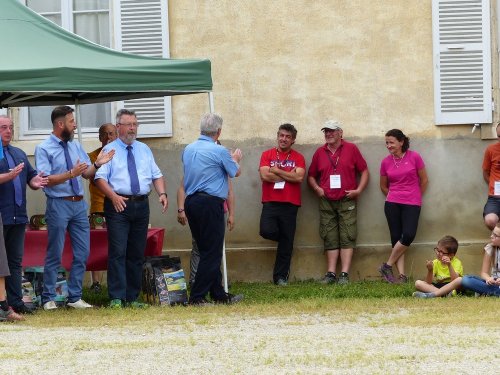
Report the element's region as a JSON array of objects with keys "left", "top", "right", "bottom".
[
  {"left": 182, "top": 113, "right": 242, "bottom": 305},
  {"left": 95, "top": 109, "right": 168, "bottom": 309},
  {"left": 307, "top": 120, "right": 369, "bottom": 284}
]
